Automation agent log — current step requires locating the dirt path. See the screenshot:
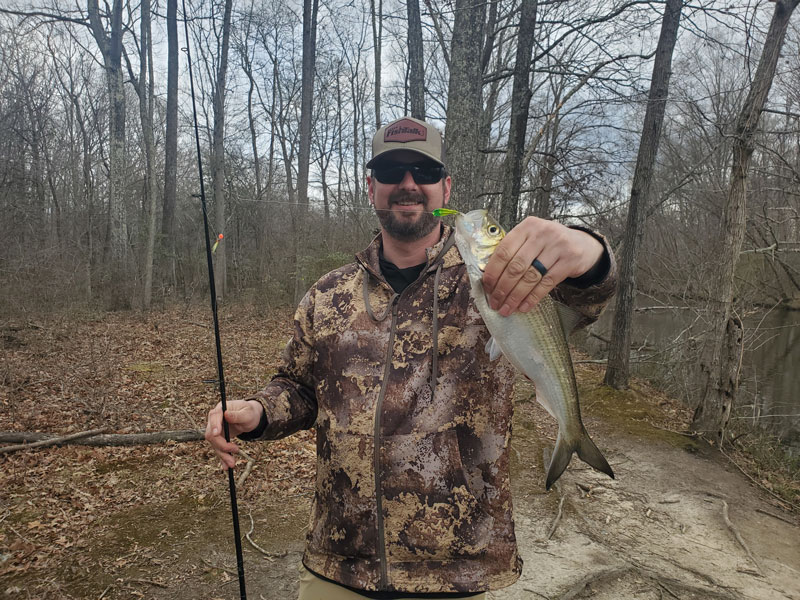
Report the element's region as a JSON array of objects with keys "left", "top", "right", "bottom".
[
  {"left": 146, "top": 397, "right": 800, "bottom": 600},
  {"left": 499, "top": 420, "right": 800, "bottom": 600}
]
